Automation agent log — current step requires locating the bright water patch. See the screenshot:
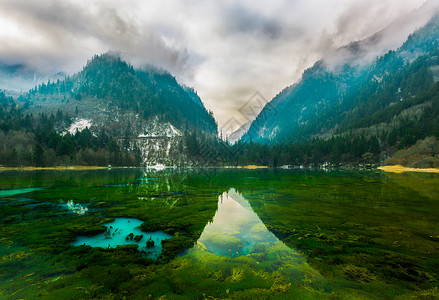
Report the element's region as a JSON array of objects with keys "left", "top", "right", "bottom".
[
  {"left": 191, "top": 189, "right": 296, "bottom": 257},
  {"left": 72, "top": 218, "right": 173, "bottom": 259},
  {"left": 0, "top": 187, "right": 43, "bottom": 197},
  {"left": 64, "top": 200, "right": 88, "bottom": 215}
]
